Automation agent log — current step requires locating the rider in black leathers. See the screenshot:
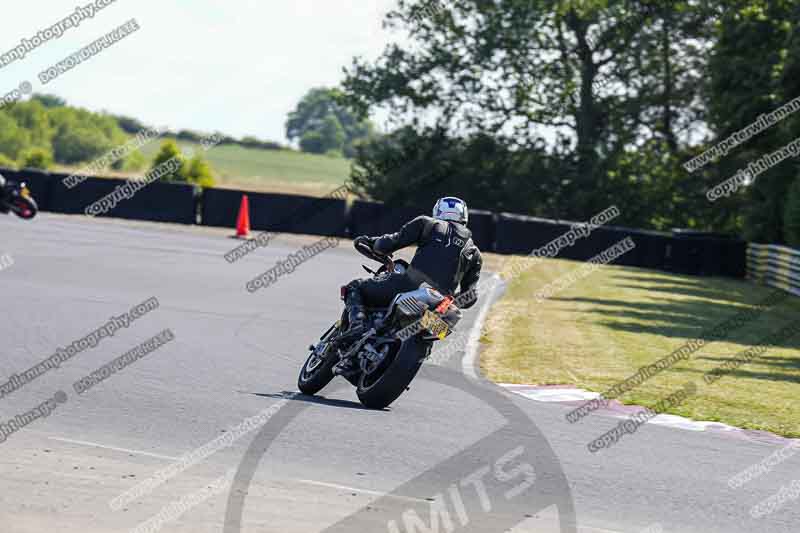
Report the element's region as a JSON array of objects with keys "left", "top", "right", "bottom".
[{"left": 343, "top": 197, "right": 483, "bottom": 334}]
